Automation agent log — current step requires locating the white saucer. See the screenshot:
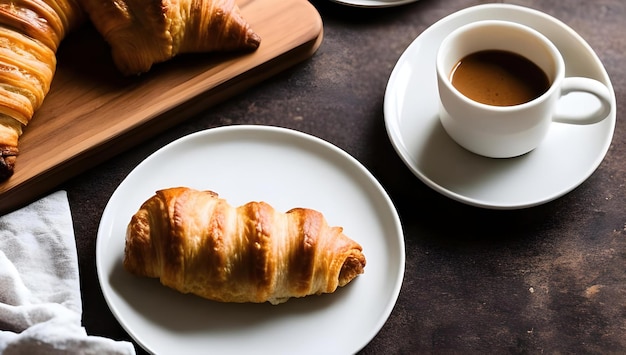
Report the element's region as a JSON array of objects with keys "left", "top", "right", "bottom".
[
  {"left": 329, "top": 0, "right": 418, "bottom": 8},
  {"left": 96, "top": 125, "right": 405, "bottom": 354},
  {"left": 383, "top": 4, "right": 616, "bottom": 209}
]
